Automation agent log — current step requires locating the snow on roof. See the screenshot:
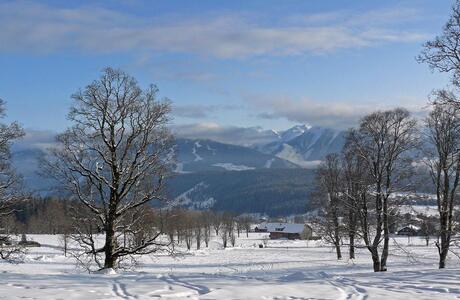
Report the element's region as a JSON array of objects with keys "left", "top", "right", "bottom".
[
  {"left": 399, "top": 224, "right": 421, "bottom": 231},
  {"left": 265, "top": 223, "right": 306, "bottom": 234}
]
